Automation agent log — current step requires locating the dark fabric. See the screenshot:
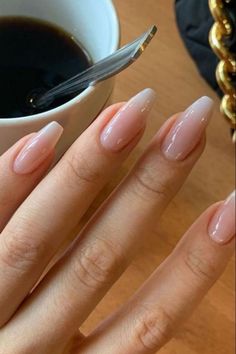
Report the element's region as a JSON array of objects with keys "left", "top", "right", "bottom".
[
  {"left": 175, "top": 0, "right": 236, "bottom": 97},
  {"left": 225, "top": 1, "right": 236, "bottom": 52}
]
